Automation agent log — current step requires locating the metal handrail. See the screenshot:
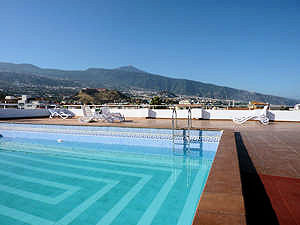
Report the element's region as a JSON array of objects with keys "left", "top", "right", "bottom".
[
  {"left": 171, "top": 106, "right": 177, "bottom": 143},
  {"left": 172, "top": 106, "right": 192, "bottom": 149},
  {"left": 187, "top": 106, "right": 192, "bottom": 143}
]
